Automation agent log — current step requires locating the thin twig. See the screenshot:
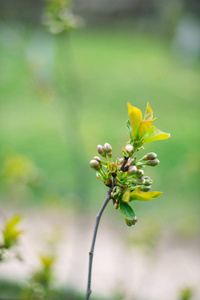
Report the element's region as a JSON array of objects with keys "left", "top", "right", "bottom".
[
  {"left": 120, "top": 156, "right": 128, "bottom": 172},
  {"left": 85, "top": 177, "right": 116, "bottom": 300}
]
